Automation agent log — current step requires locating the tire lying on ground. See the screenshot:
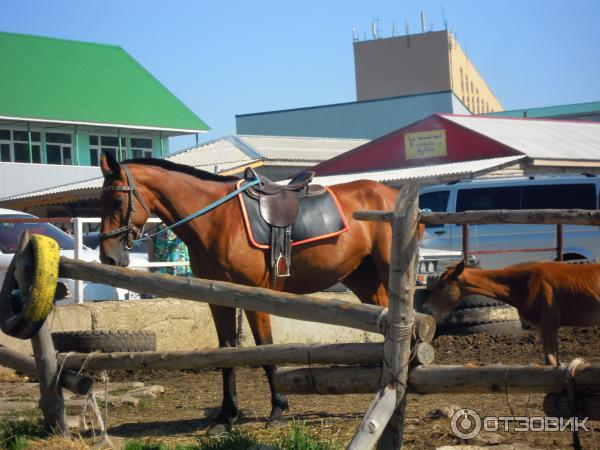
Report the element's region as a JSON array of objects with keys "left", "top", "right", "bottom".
[
  {"left": 456, "top": 294, "right": 504, "bottom": 308},
  {"left": 436, "top": 296, "right": 523, "bottom": 337},
  {"left": 51, "top": 330, "right": 156, "bottom": 353}
]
